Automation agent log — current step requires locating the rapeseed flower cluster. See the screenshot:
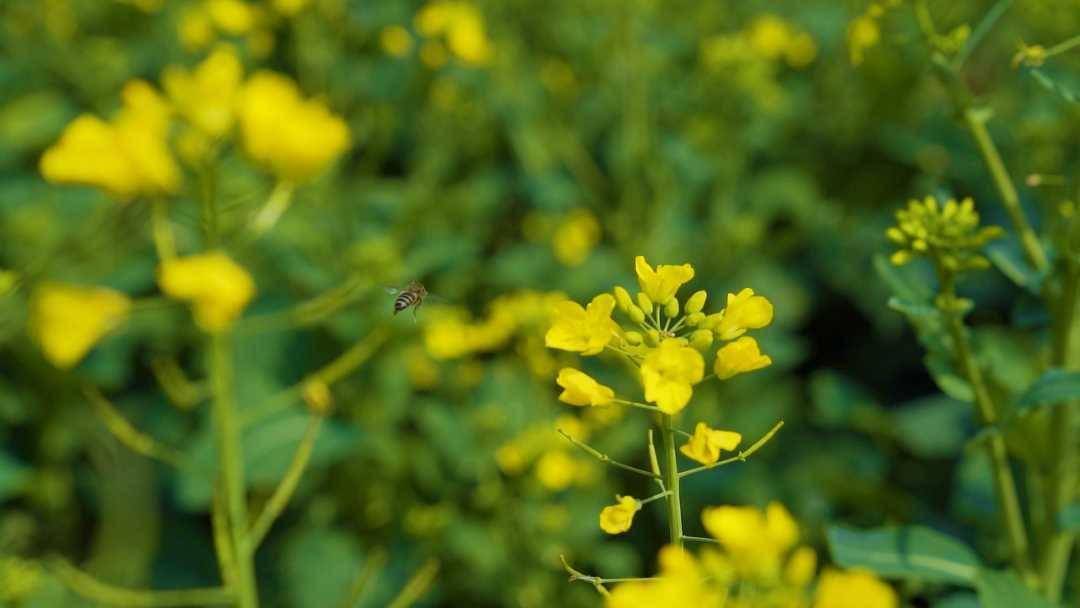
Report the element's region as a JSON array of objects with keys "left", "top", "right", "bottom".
[
  {"left": 414, "top": 1, "right": 494, "bottom": 66},
  {"left": 886, "top": 196, "right": 1003, "bottom": 271},
  {"left": 424, "top": 290, "right": 566, "bottom": 362},
  {"left": 701, "top": 14, "right": 817, "bottom": 71},
  {"left": 606, "top": 503, "right": 898, "bottom": 608},
  {"left": 41, "top": 45, "right": 350, "bottom": 202},
  {"left": 495, "top": 415, "right": 600, "bottom": 492},
  {"left": 179, "top": 0, "right": 307, "bottom": 56}
]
